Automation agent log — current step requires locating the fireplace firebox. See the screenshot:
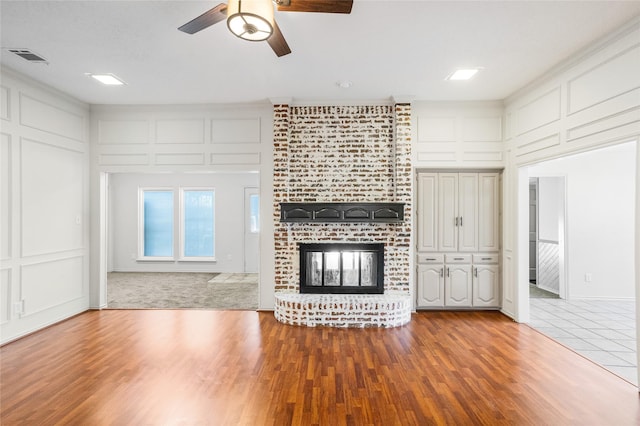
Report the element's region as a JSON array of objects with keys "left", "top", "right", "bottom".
[{"left": 299, "top": 243, "right": 384, "bottom": 294}]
